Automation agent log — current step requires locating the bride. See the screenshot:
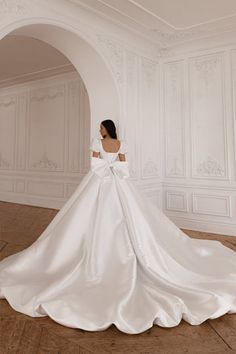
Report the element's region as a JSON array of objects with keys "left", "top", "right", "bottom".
[{"left": 0, "top": 119, "right": 235, "bottom": 334}]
